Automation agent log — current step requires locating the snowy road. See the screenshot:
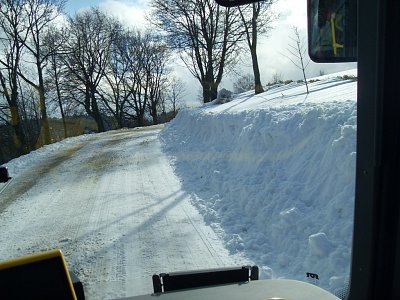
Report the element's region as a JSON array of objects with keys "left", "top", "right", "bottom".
[{"left": 0, "top": 126, "right": 248, "bottom": 299}]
